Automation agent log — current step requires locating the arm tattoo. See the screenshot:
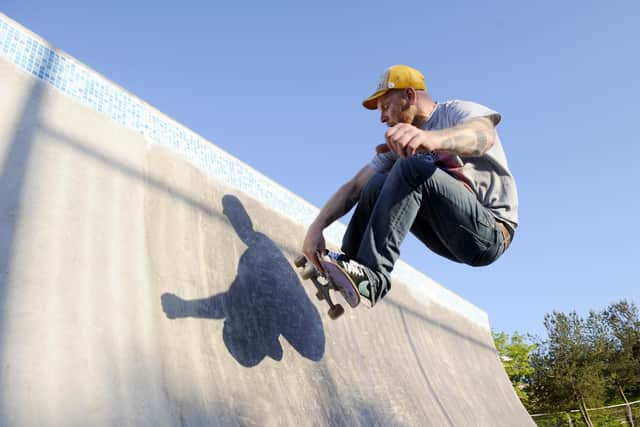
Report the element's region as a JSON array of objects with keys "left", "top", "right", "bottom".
[{"left": 437, "top": 118, "right": 495, "bottom": 156}]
